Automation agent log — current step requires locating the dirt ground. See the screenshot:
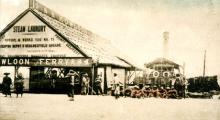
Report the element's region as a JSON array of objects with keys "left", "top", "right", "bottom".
[{"left": 0, "top": 93, "right": 219, "bottom": 120}]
